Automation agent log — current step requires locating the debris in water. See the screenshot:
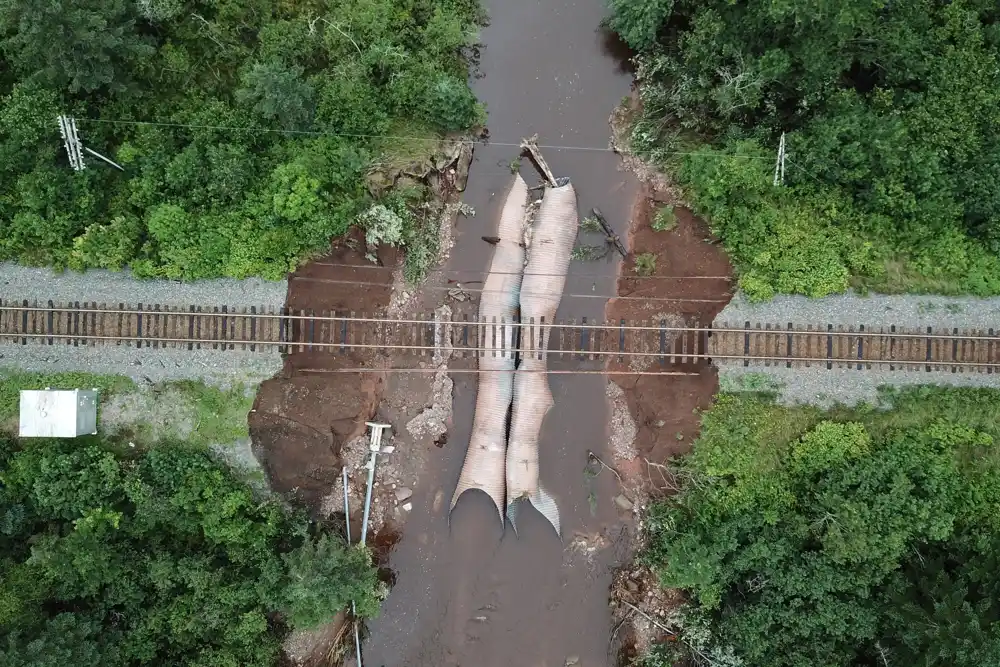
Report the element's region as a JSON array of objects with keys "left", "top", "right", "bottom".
[{"left": 614, "top": 494, "right": 634, "bottom": 512}]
